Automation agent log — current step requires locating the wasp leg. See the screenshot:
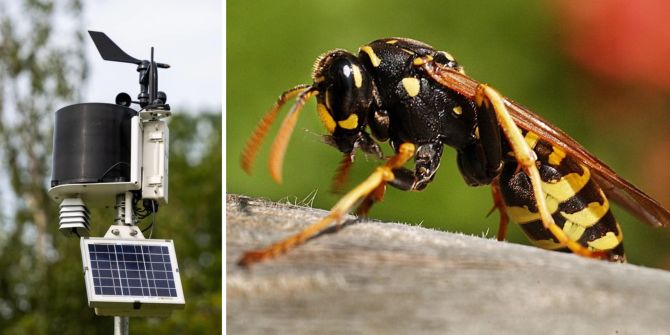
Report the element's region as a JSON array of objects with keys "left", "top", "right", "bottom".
[
  {"left": 356, "top": 142, "right": 438, "bottom": 214},
  {"left": 238, "top": 143, "right": 416, "bottom": 266},
  {"left": 489, "top": 178, "right": 510, "bottom": 241},
  {"left": 354, "top": 142, "right": 441, "bottom": 215},
  {"left": 355, "top": 142, "right": 441, "bottom": 215},
  {"left": 330, "top": 154, "right": 354, "bottom": 194},
  {"left": 385, "top": 142, "right": 444, "bottom": 192},
  {"left": 354, "top": 142, "right": 443, "bottom": 216},
  {"left": 329, "top": 132, "right": 383, "bottom": 194},
  {"left": 476, "top": 85, "right": 607, "bottom": 260},
  {"left": 456, "top": 98, "right": 503, "bottom": 187},
  {"left": 354, "top": 182, "right": 386, "bottom": 217}
]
